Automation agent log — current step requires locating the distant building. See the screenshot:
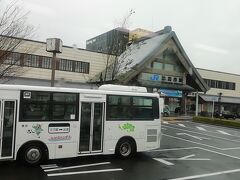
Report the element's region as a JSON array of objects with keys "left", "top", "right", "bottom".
[
  {"left": 0, "top": 36, "right": 114, "bottom": 89},
  {"left": 196, "top": 68, "right": 240, "bottom": 115},
  {"left": 86, "top": 27, "right": 129, "bottom": 56}
]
